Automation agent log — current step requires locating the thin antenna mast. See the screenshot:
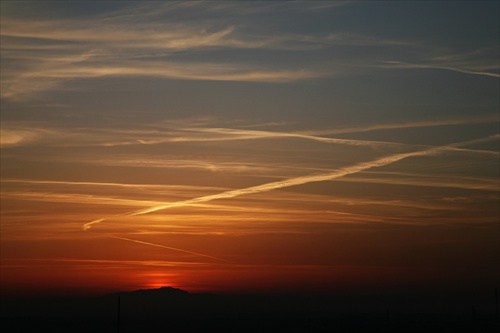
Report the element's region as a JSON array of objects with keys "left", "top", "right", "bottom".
[{"left": 117, "top": 296, "right": 121, "bottom": 333}]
